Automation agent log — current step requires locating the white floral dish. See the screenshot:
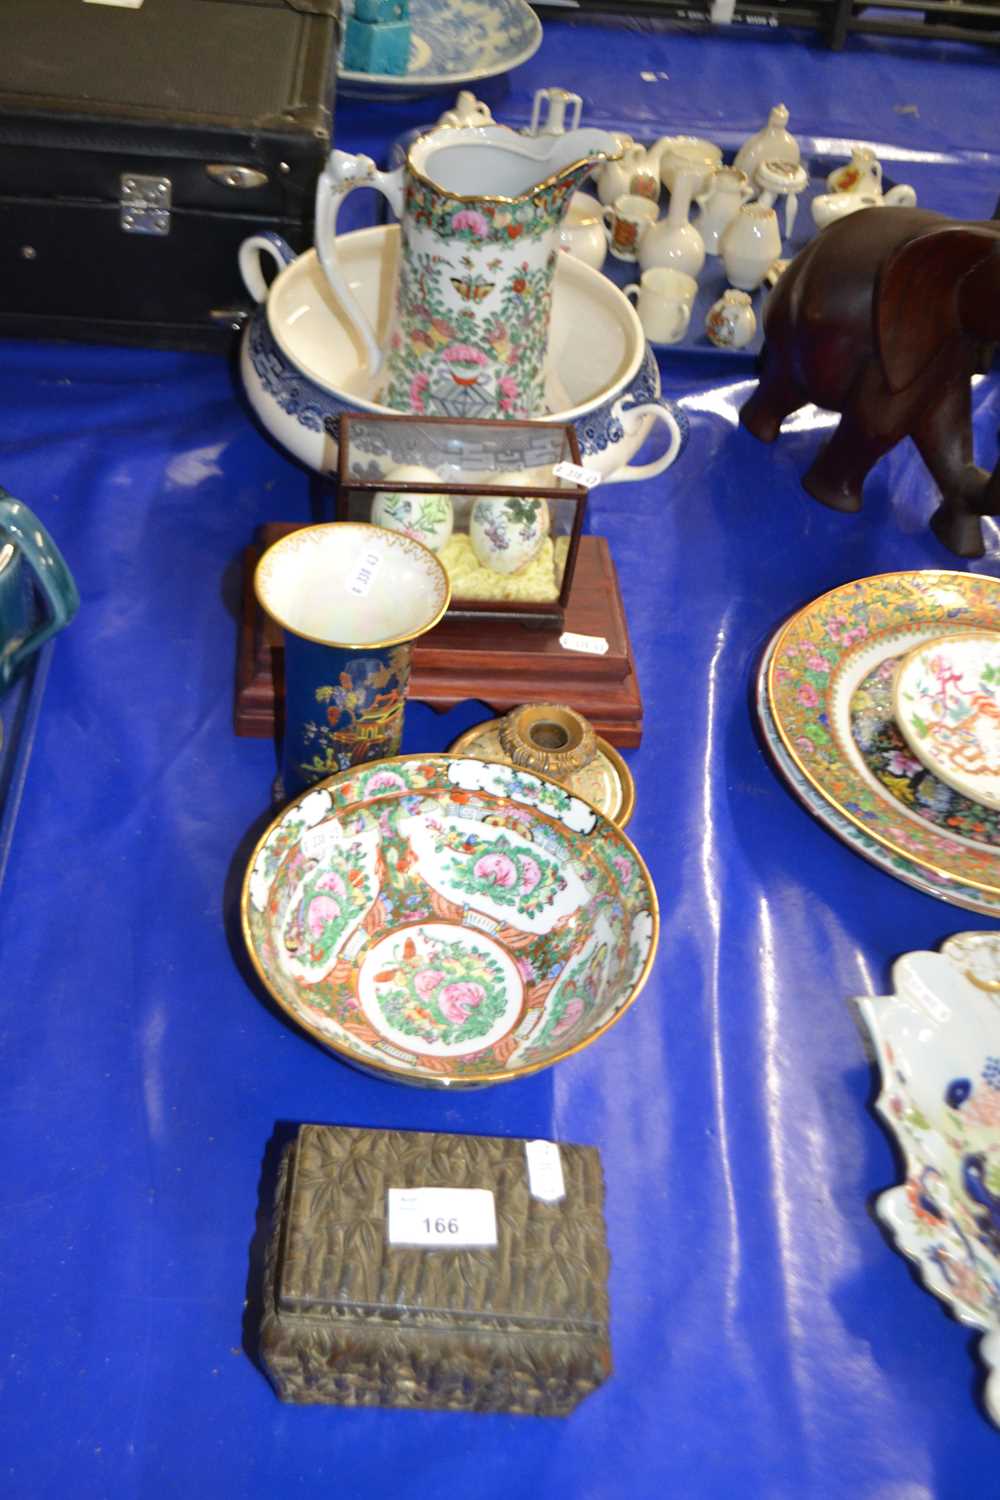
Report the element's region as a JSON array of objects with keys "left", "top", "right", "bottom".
[
  {"left": 338, "top": 0, "right": 542, "bottom": 100},
  {"left": 241, "top": 754, "right": 658, "bottom": 1088},
  {"left": 853, "top": 938, "right": 1000, "bottom": 1425},
  {"left": 894, "top": 632, "right": 1000, "bottom": 813}
]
